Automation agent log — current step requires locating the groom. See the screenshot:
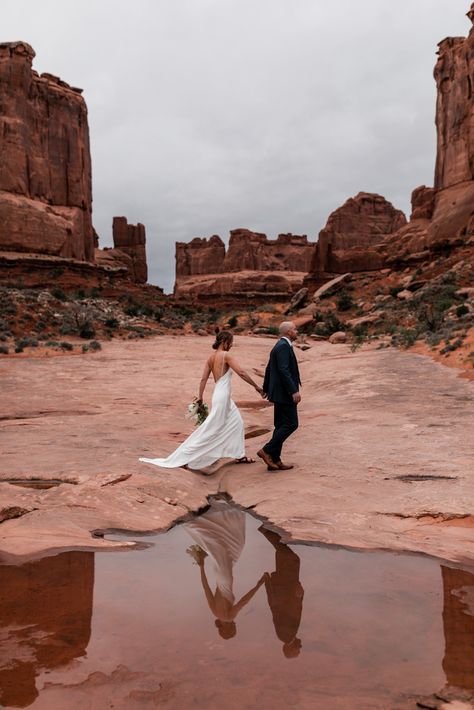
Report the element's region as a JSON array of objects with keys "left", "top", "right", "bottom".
[{"left": 257, "top": 321, "right": 301, "bottom": 471}]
